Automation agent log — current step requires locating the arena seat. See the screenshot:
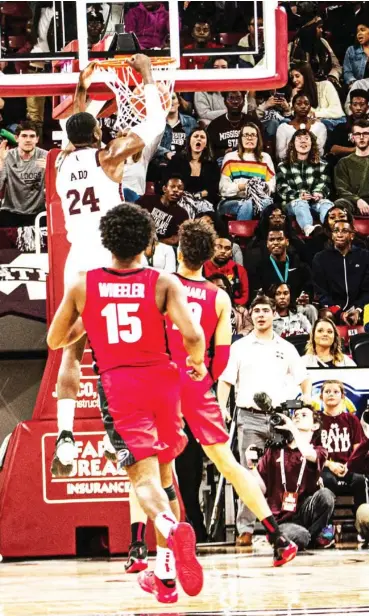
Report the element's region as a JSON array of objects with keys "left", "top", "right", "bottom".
[
  {"left": 218, "top": 32, "right": 243, "bottom": 46},
  {"left": 354, "top": 218, "right": 369, "bottom": 236},
  {"left": 285, "top": 334, "right": 309, "bottom": 357},
  {"left": 337, "top": 325, "right": 365, "bottom": 348},
  {"left": 6, "top": 34, "right": 26, "bottom": 50},
  {"left": 350, "top": 333, "right": 369, "bottom": 367},
  {"left": 228, "top": 220, "right": 258, "bottom": 239},
  {"left": 145, "top": 181, "right": 156, "bottom": 195}
]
